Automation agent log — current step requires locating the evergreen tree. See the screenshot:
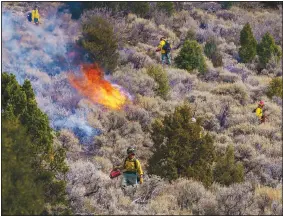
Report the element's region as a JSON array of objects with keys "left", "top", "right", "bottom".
[
  {"left": 261, "top": 2, "right": 281, "bottom": 9},
  {"left": 257, "top": 32, "right": 282, "bottom": 68},
  {"left": 66, "top": 2, "right": 121, "bottom": 20},
  {"left": 204, "top": 37, "right": 217, "bottom": 60},
  {"left": 220, "top": 2, "right": 234, "bottom": 9},
  {"left": 66, "top": 2, "right": 150, "bottom": 19},
  {"left": 146, "top": 65, "right": 170, "bottom": 100},
  {"left": 2, "top": 73, "right": 27, "bottom": 116},
  {"left": 213, "top": 145, "right": 244, "bottom": 186},
  {"left": 81, "top": 16, "right": 119, "bottom": 73},
  {"left": 2, "top": 116, "right": 45, "bottom": 215},
  {"left": 175, "top": 40, "right": 207, "bottom": 74},
  {"left": 128, "top": 2, "right": 150, "bottom": 17},
  {"left": 266, "top": 77, "right": 283, "bottom": 99},
  {"left": 148, "top": 104, "right": 215, "bottom": 187},
  {"left": 204, "top": 37, "right": 223, "bottom": 68},
  {"left": 239, "top": 23, "right": 257, "bottom": 63},
  {"left": 1, "top": 72, "right": 70, "bottom": 214},
  {"left": 156, "top": 2, "right": 175, "bottom": 16}
]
